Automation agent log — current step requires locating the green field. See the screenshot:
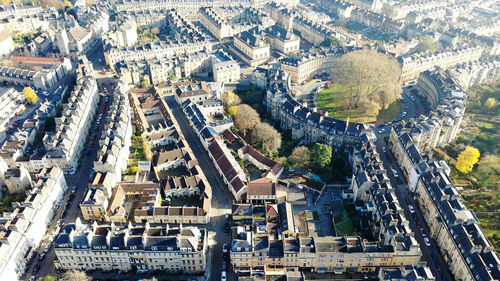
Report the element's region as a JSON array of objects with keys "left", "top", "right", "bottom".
[{"left": 316, "top": 84, "right": 400, "bottom": 124}]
